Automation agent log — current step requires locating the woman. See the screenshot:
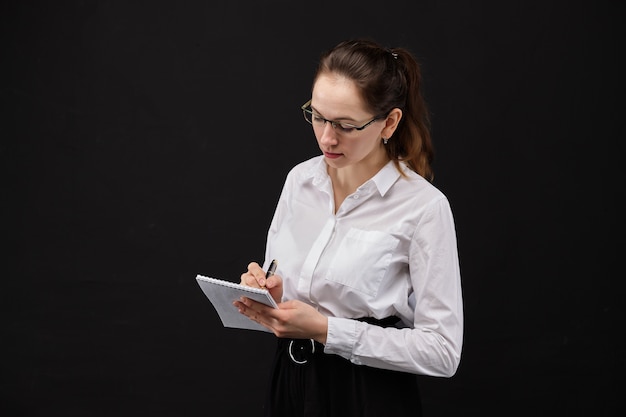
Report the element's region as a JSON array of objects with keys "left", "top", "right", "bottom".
[{"left": 236, "top": 38, "right": 463, "bottom": 417}]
